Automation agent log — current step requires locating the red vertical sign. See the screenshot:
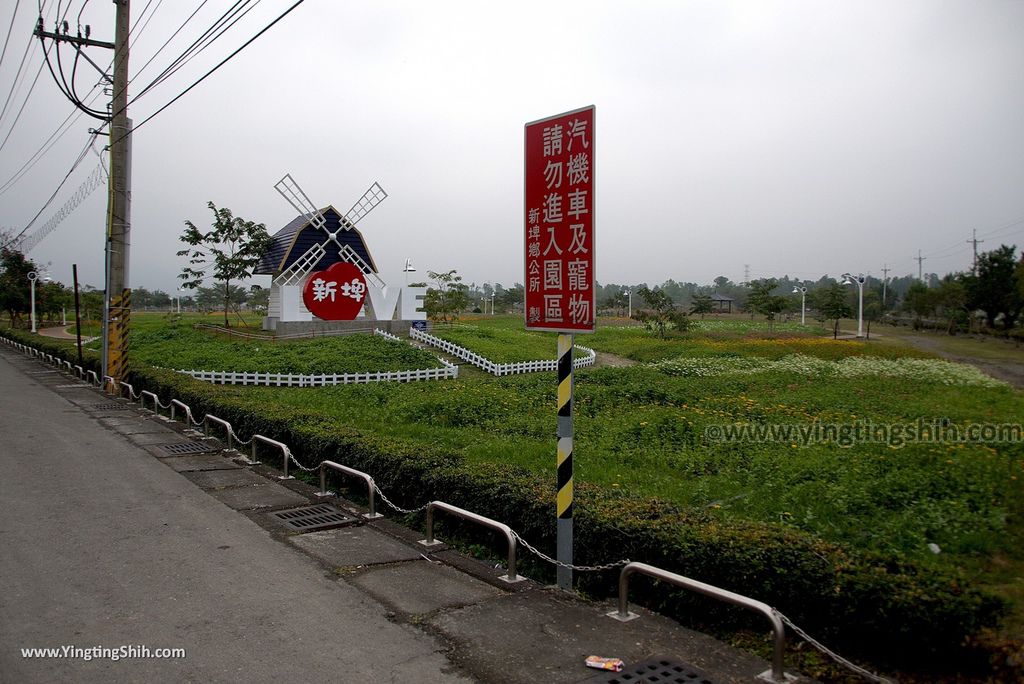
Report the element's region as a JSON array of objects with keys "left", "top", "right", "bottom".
[{"left": 524, "top": 105, "right": 595, "bottom": 333}]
